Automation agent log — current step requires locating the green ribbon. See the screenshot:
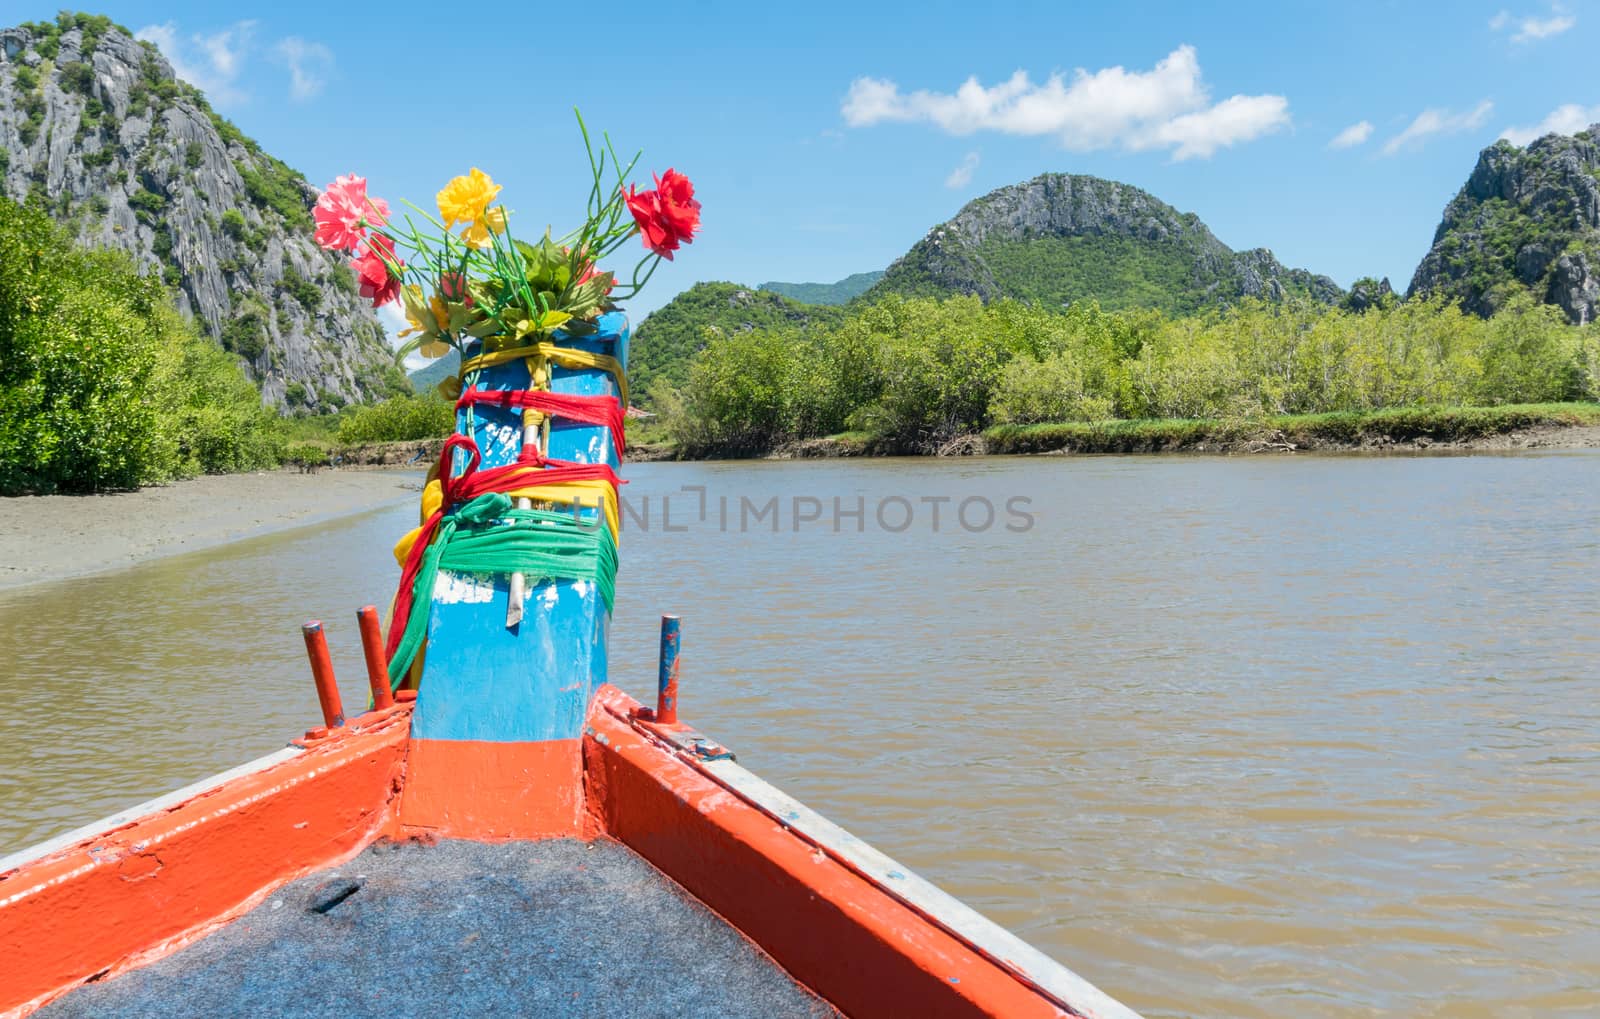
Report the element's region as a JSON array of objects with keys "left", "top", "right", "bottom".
[{"left": 387, "top": 492, "right": 618, "bottom": 688}]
